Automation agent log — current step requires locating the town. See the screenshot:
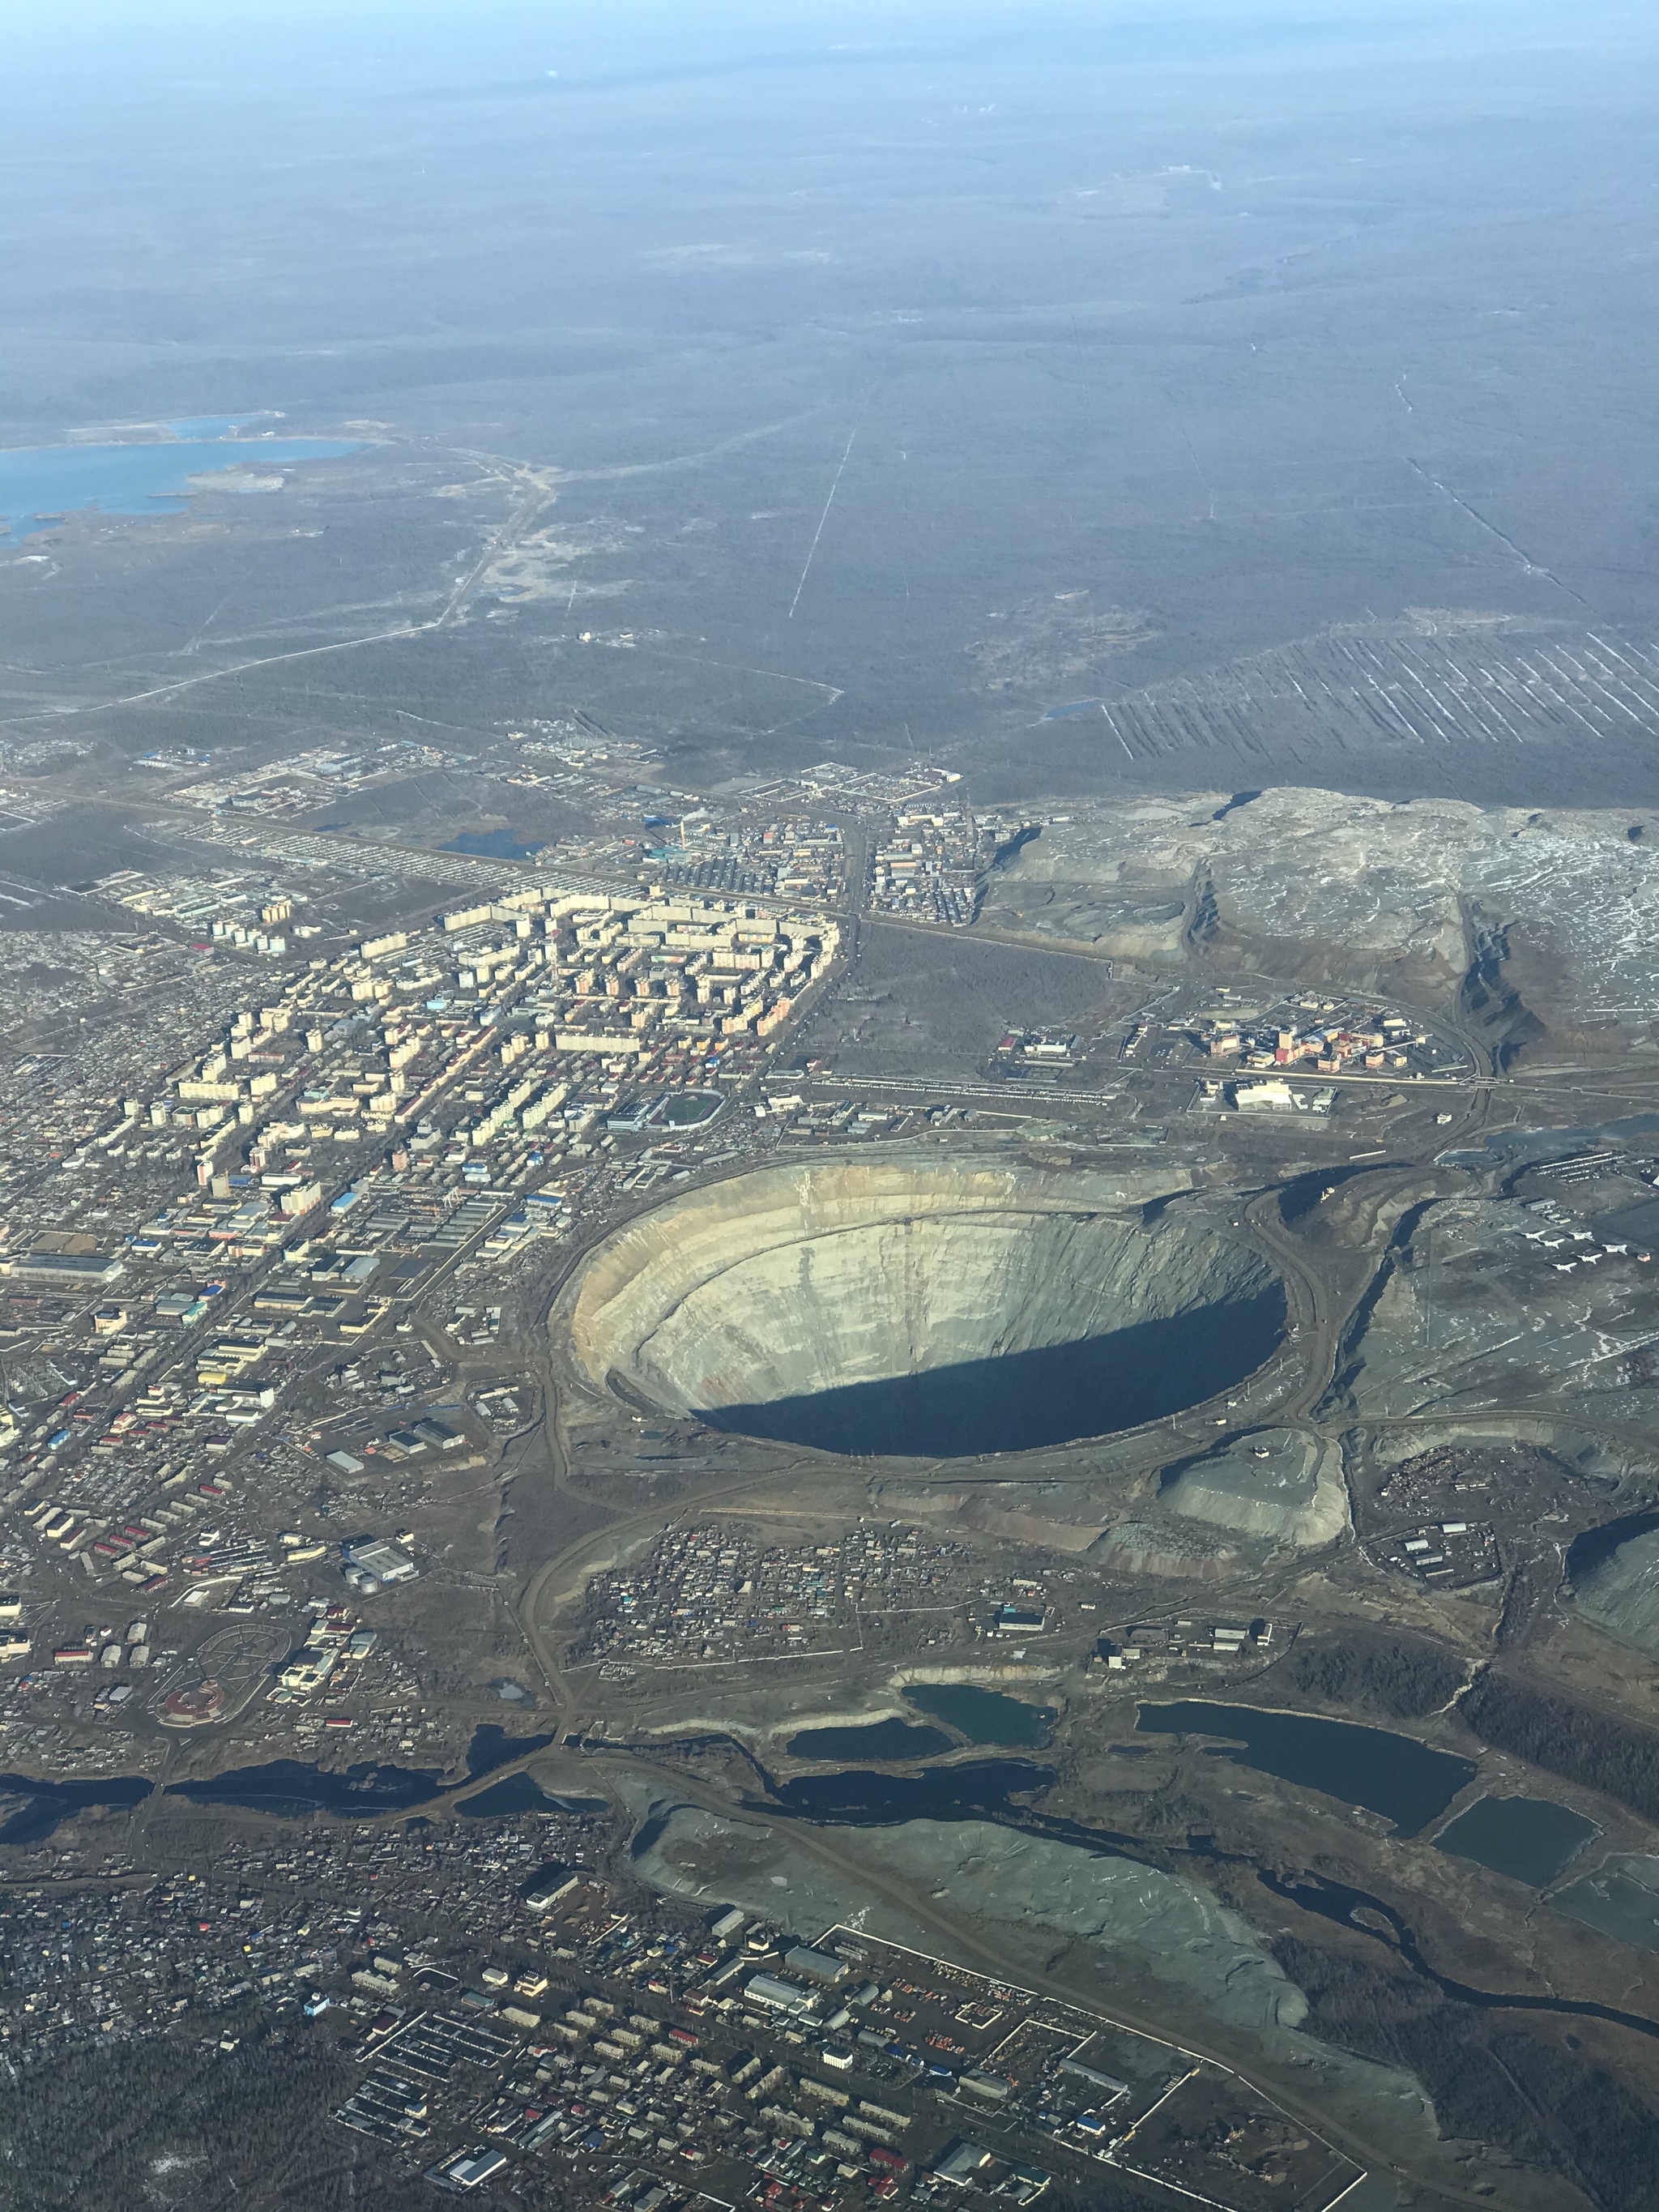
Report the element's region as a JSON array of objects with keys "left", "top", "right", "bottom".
[{"left": 0, "top": 1793, "right": 1361, "bottom": 2212}]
